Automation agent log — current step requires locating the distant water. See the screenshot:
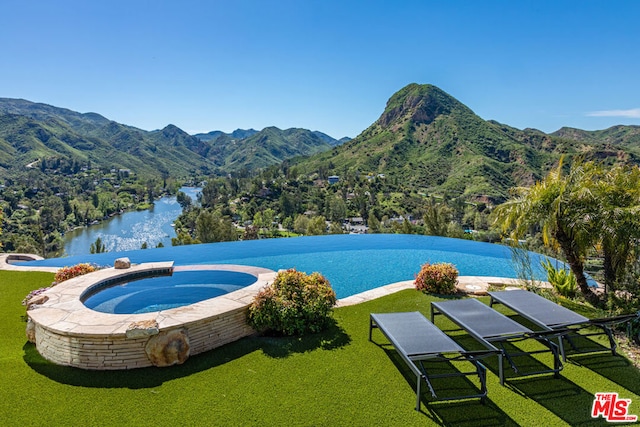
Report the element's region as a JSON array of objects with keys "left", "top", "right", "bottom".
[{"left": 62, "top": 187, "right": 200, "bottom": 257}]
